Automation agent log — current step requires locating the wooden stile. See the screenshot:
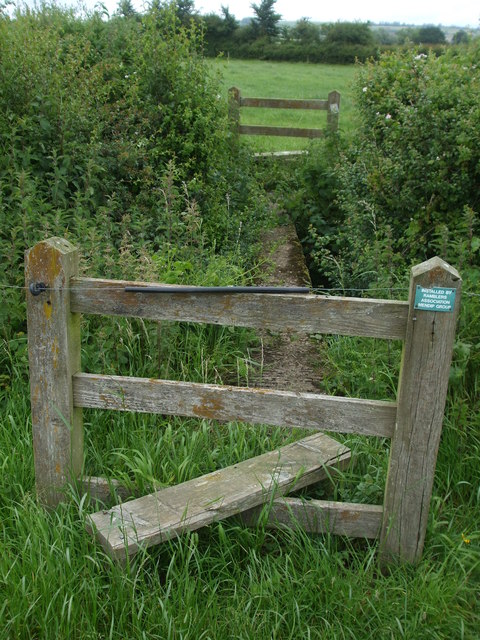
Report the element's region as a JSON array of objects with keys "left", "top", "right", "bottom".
[
  {"left": 229, "top": 87, "right": 340, "bottom": 152},
  {"left": 25, "top": 237, "right": 461, "bottom": 567}
]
